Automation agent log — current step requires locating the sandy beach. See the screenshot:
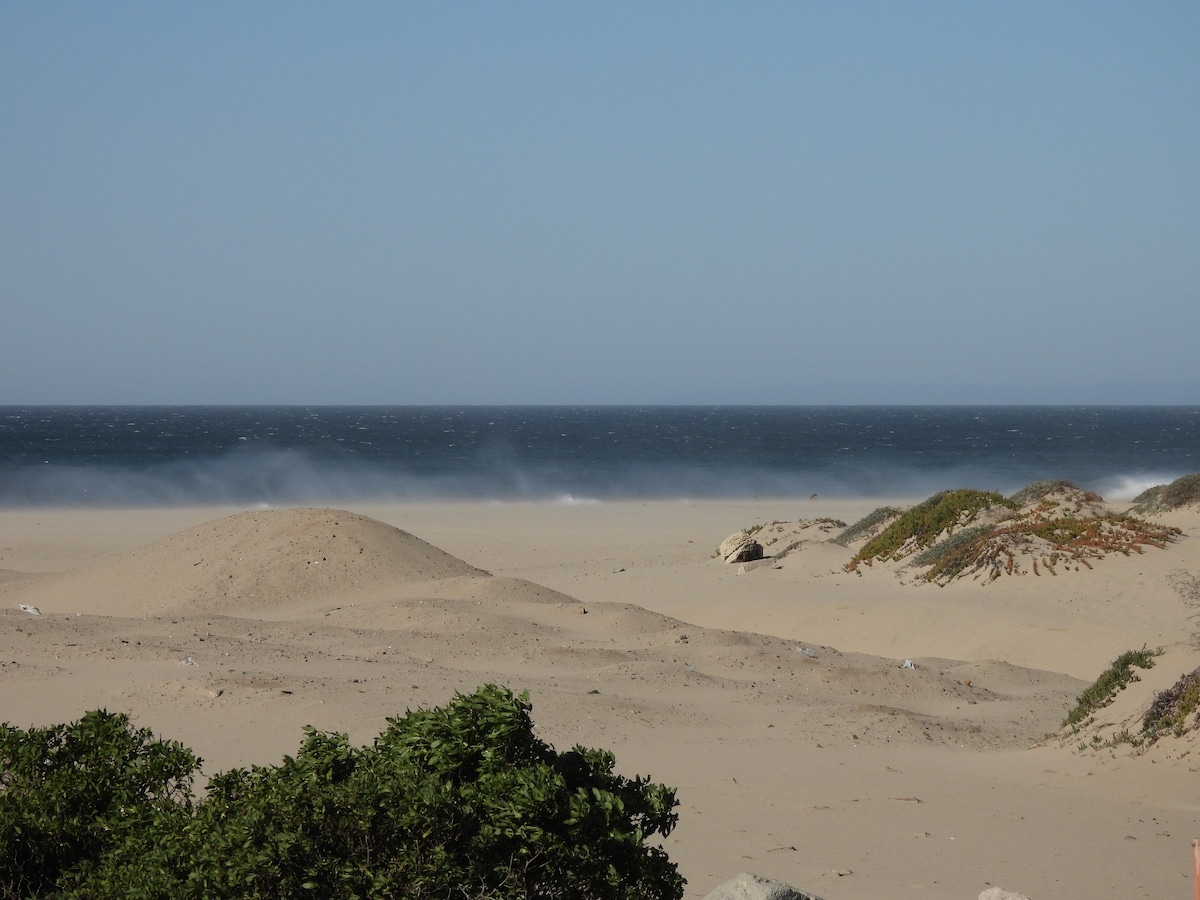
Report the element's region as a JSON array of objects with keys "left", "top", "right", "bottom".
[{"left": 2, "top": 497, "right": 1198, "bottom": 899}]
